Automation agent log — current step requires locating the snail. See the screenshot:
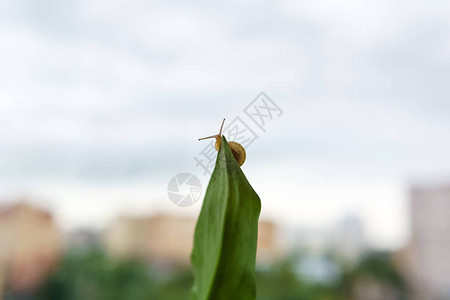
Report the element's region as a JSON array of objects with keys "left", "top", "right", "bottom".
[{"left": 198, "top": 118, "right": 246, "bottom": 166}]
